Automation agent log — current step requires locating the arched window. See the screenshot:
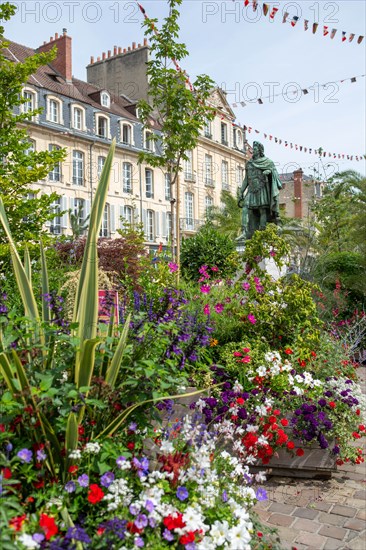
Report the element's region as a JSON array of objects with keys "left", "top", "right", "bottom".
[
  {"left": 121, "top": 122, "right": 133, "bottom": 145},
  {"left": 96, "top": 114, "right": 110, "bottom": 138},
  {"left": 101, "top": 91, "right": 110, "bottom": 108},
  {"left": 71, "top": 105, "right": 86, "bottom": 131},
  {"left": 122, "top": 162, "right": 133, "bottom": 193},
  {"left": 46, "top": 95, "right": 63, "bottom": 124}
]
